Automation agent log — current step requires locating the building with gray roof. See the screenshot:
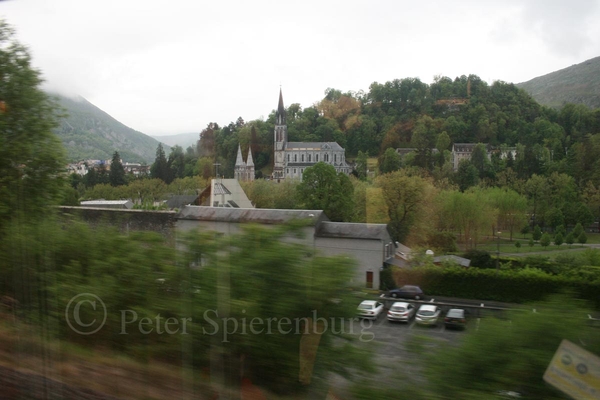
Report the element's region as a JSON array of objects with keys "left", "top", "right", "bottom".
[{"left": 272, "top": 89, "right": 351, "bottom": 181}]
